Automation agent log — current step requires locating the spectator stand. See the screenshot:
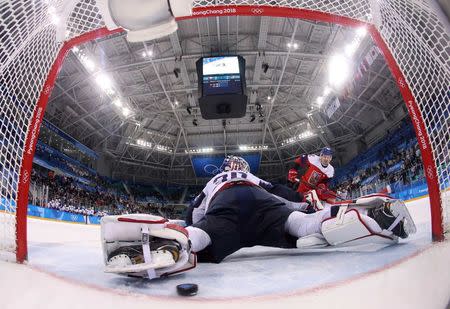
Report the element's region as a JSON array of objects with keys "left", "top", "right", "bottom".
[{"left": 332, "top": 120, "right": 430, "bottom": 200}]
